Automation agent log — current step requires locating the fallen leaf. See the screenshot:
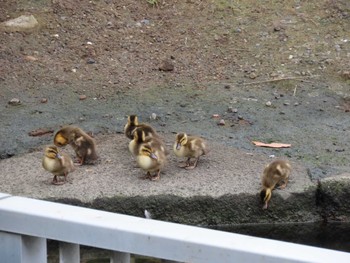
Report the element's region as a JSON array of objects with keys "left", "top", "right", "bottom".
[
  {"left": 28, "top": 128, "right": 54, "bottom": 137},
  {"left": 252, "top": 141, "right": 291, "bottom": 148}
]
